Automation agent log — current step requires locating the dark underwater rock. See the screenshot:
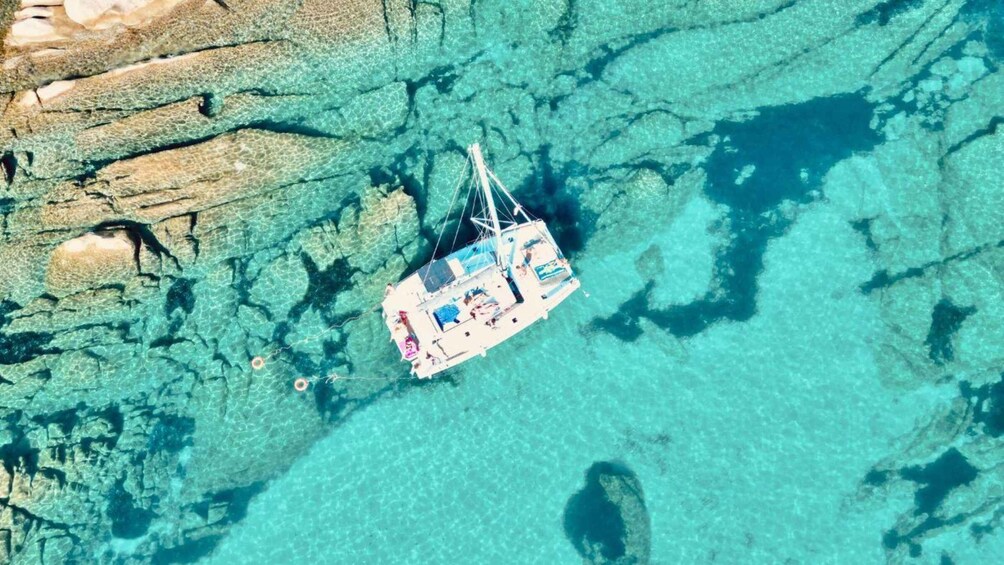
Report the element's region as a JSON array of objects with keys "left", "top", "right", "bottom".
[
  {"left": 564, "top": 461, "right": 651, "bottom": 565},
  {"left": 3, "top": 0, "right": 1004, "bottom": 562}
]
